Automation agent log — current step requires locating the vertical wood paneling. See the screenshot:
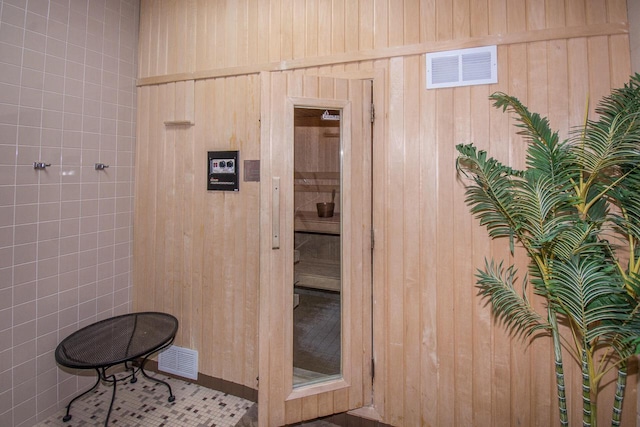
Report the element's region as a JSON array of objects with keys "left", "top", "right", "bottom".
[
  {"left": 488, "top": 0, "right": 507, "bottom": 35},
  {"left": 469, "top": 82, "right": 492, "bottom": 427},
  {"left": 402, "top": 55, "right": 421, "bottom": 426},
  {"left": 136, "top": 1, "right": 636, "bottom": 426},
  {"left": 135, "top": 76, "right": 260, "bottom": 387},
  {"left": 587, "top": 0, "right": 608, "bottom": 24},
  {"left": 470, "top": 0, "right": 489, "bottom": 36},
  {"left": 332, "top": 0, "right": 346, "bottom": 54},
  {"left": 453, "top": 0, "right": 470, "bottom": 38},
  {"left": 257, "top": 0, "right": 270, "bottom": 64},
  {"left": 589, "top": 36, "right": 613, "bottom": 116},
  {"left": 404, "top": 0, "right": 420, "bottom": 44},
  {"left": 226, "top": 2, "right": 240, "bottom": 66},
  {"left": 318, "top": 0, "right": 333, "bottom": 57},
  {"left": 566, "top": 0, "right": 587, "bottom": 26},
  {"left": 373, "top": 0, "right": 388, "bottom": 49},
  {"left": 420, "top": 0, "right": 437, "bottom": 42},
  {"left": 138, "top": 5, "right": 151, "bottom": 80},
  {"left": 418, "top": 54, "right": 439, "bottom": 426},
  {"left": 371, "top": 62, "right": 389, "bottom": 421},
  {"left": 434, "top": 86, "right": 456, "bottom": 426},
  {"left": 487, "top": 44, "right": 512, "bottom": 427},
  {"left": 280, "top": 0, "right": 293, "bottom": 60},
  {"left": 195, "top": 0, "right": 209, "bottom": 70},
  {"left": 214, "top": 2, "right": 226, "bottom": 68},
  {"left": 436, "top": 0, "right": 453, "bottom": 41},
  {"left": 506, "top": 0, "right": 526, "bottom": 34},
  {"left": 527, "top": 0, "right": 546, "bottom": 30},
  {"left": 610, "top": 35, "right": 632, "bottom": 87},
  {"left": 386, "top": 57, "right": 406, "bottom": 426},
  {"left": 344, "top": 0, "right": 359, "bottom": 52},
  {"left": 546, "top": 0, "right": 567, "bottom": 28},
  {"left": 453, "top": 83, "right": 473, "bottom": 427}
]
